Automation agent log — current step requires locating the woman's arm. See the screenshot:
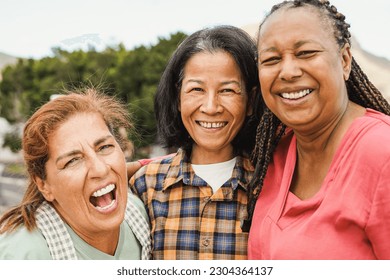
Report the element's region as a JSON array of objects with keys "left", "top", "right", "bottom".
[{"left": 127, "top": 154, "right": 174, "bottom": 178}]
